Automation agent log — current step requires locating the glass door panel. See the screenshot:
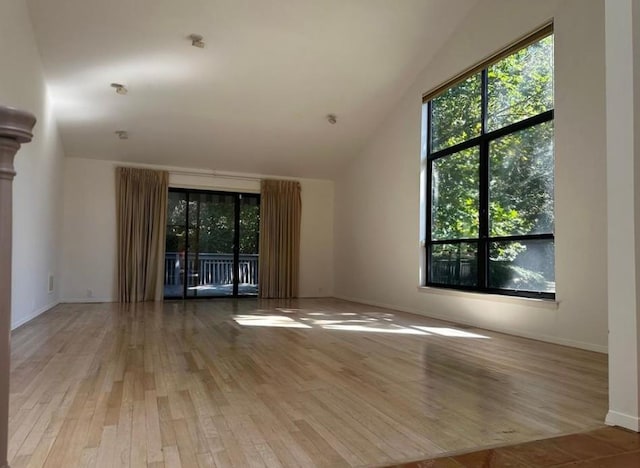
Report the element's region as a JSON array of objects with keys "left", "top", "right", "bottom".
[
  {"left": 164, "top": 189, "right": 259, "bottom": 299},
  {"left": 165, "top": 191, "right": 187, "bottom": 299},
  {"left": 184, "top": 196, "right": 199, "bottom": 297},
  {"left": 238, "top": 194, "right": 260, "bottom": 296},
  {"left": 192, "top": 192, "right": 236, "bottom": 297}
]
